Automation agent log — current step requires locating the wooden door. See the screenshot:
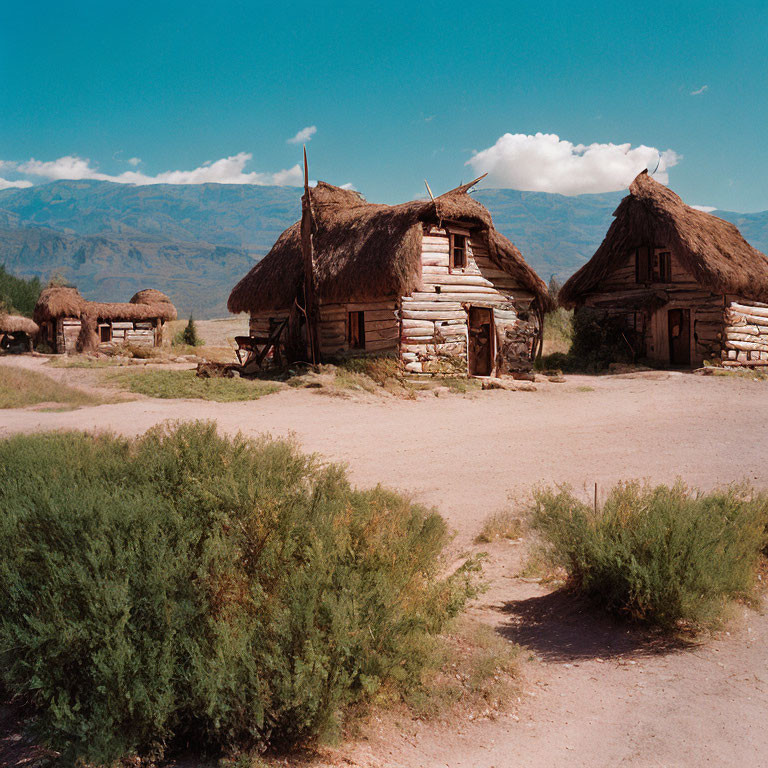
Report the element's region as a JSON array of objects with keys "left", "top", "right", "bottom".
[
  {"left": 468, "top": 306, "right": 494, "bottom": 376},
  {"left": 668, "top": 308, "right": 690, "bottom": 366}
]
